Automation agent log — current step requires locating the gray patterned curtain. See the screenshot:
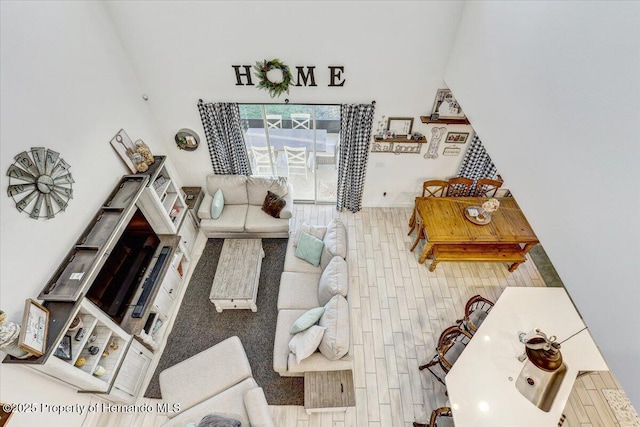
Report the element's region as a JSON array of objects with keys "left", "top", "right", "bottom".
[
  {"left": 197, "top": 100, "right": 252, "bottom": 175},
  {"left": 457, "top": 134, "right": 498, "bottom": 193},
  {"left": 337, "top": 103, "right": 375, "bottom": 212}
]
